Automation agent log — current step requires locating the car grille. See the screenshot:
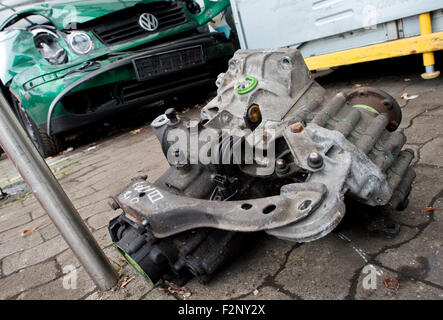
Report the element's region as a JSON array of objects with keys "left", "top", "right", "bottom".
[{"left": 86, "top": 1, "right": 188, "bottom": 45}]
